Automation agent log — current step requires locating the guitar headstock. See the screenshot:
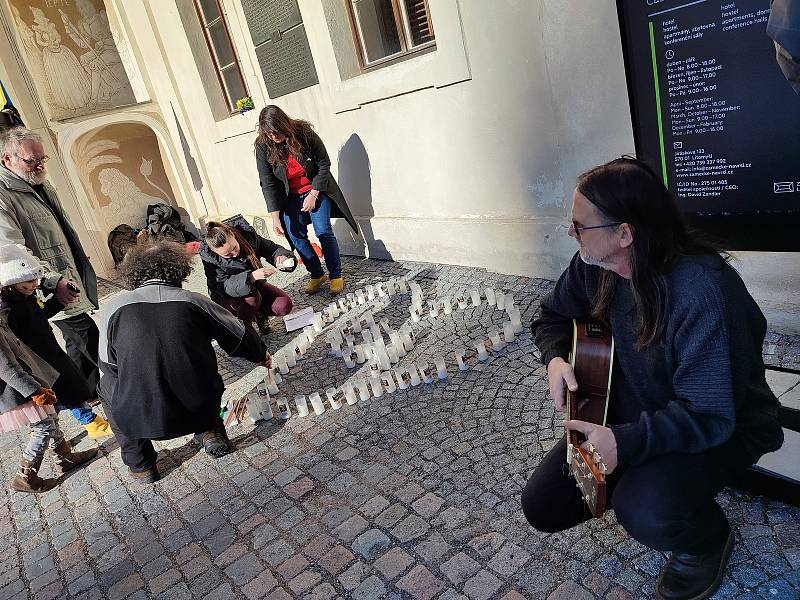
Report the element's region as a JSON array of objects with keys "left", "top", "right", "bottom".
[{"left": 568, "top": 438, "right": 607, "bottom": 518}]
